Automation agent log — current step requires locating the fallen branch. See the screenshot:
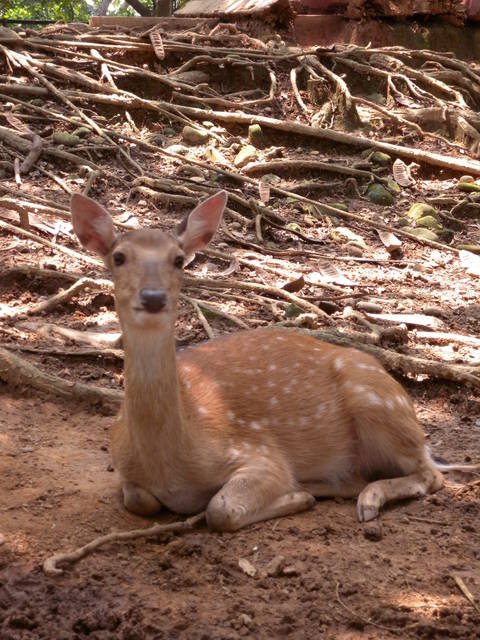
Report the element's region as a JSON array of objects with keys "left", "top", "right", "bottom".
[
  {"left": 0, "top": 346, "right": 121, "bottom": 407},
  {"left": 43, "top": 511, "right": 206, "bottom": 576}
]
